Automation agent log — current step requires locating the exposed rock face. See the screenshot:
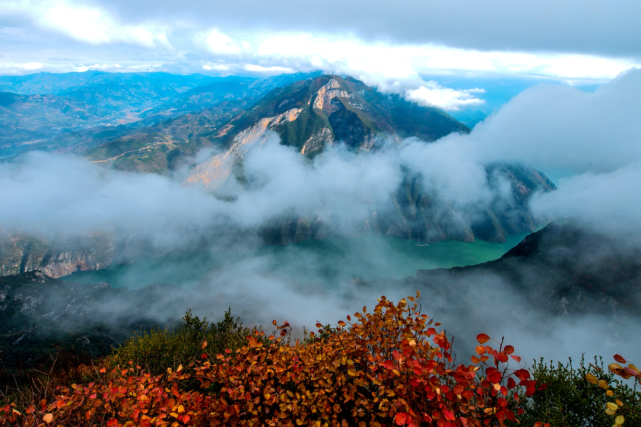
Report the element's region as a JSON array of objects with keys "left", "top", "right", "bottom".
[
  {"left": 312, "top": 78, "right": 355, "bottom": 114},
  {"left": 0, "top": 232, "right": 115, "bottom": 278},
  {"left": 186, "top": 107, "right": 303, "bottom": 190},
  {"left": 301, "top": 127, "right": 334, "bottom": 156}
]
